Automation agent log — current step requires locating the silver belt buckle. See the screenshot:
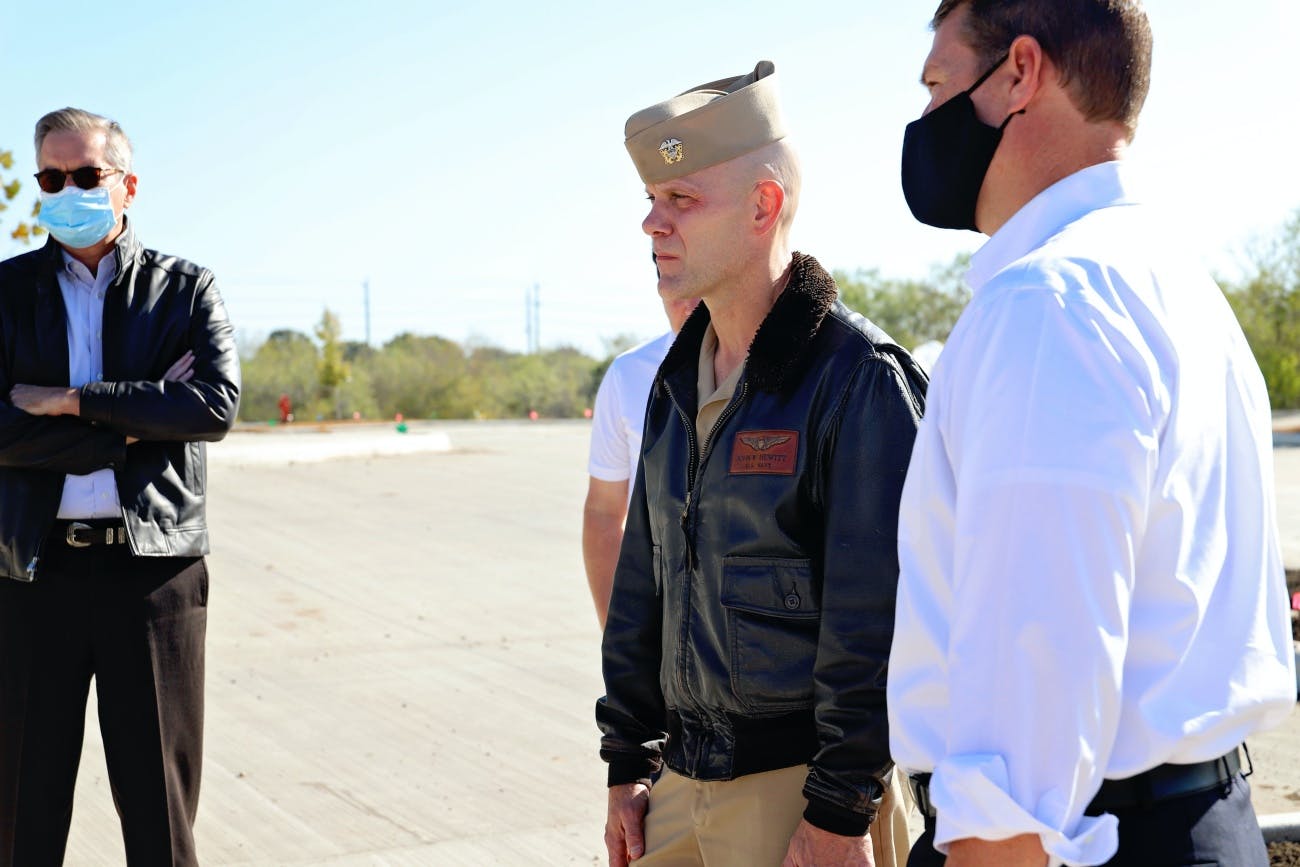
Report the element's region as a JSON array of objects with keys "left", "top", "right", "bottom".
[{"left": 65, "top": 521, "right": 93, "bottom": 548}]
